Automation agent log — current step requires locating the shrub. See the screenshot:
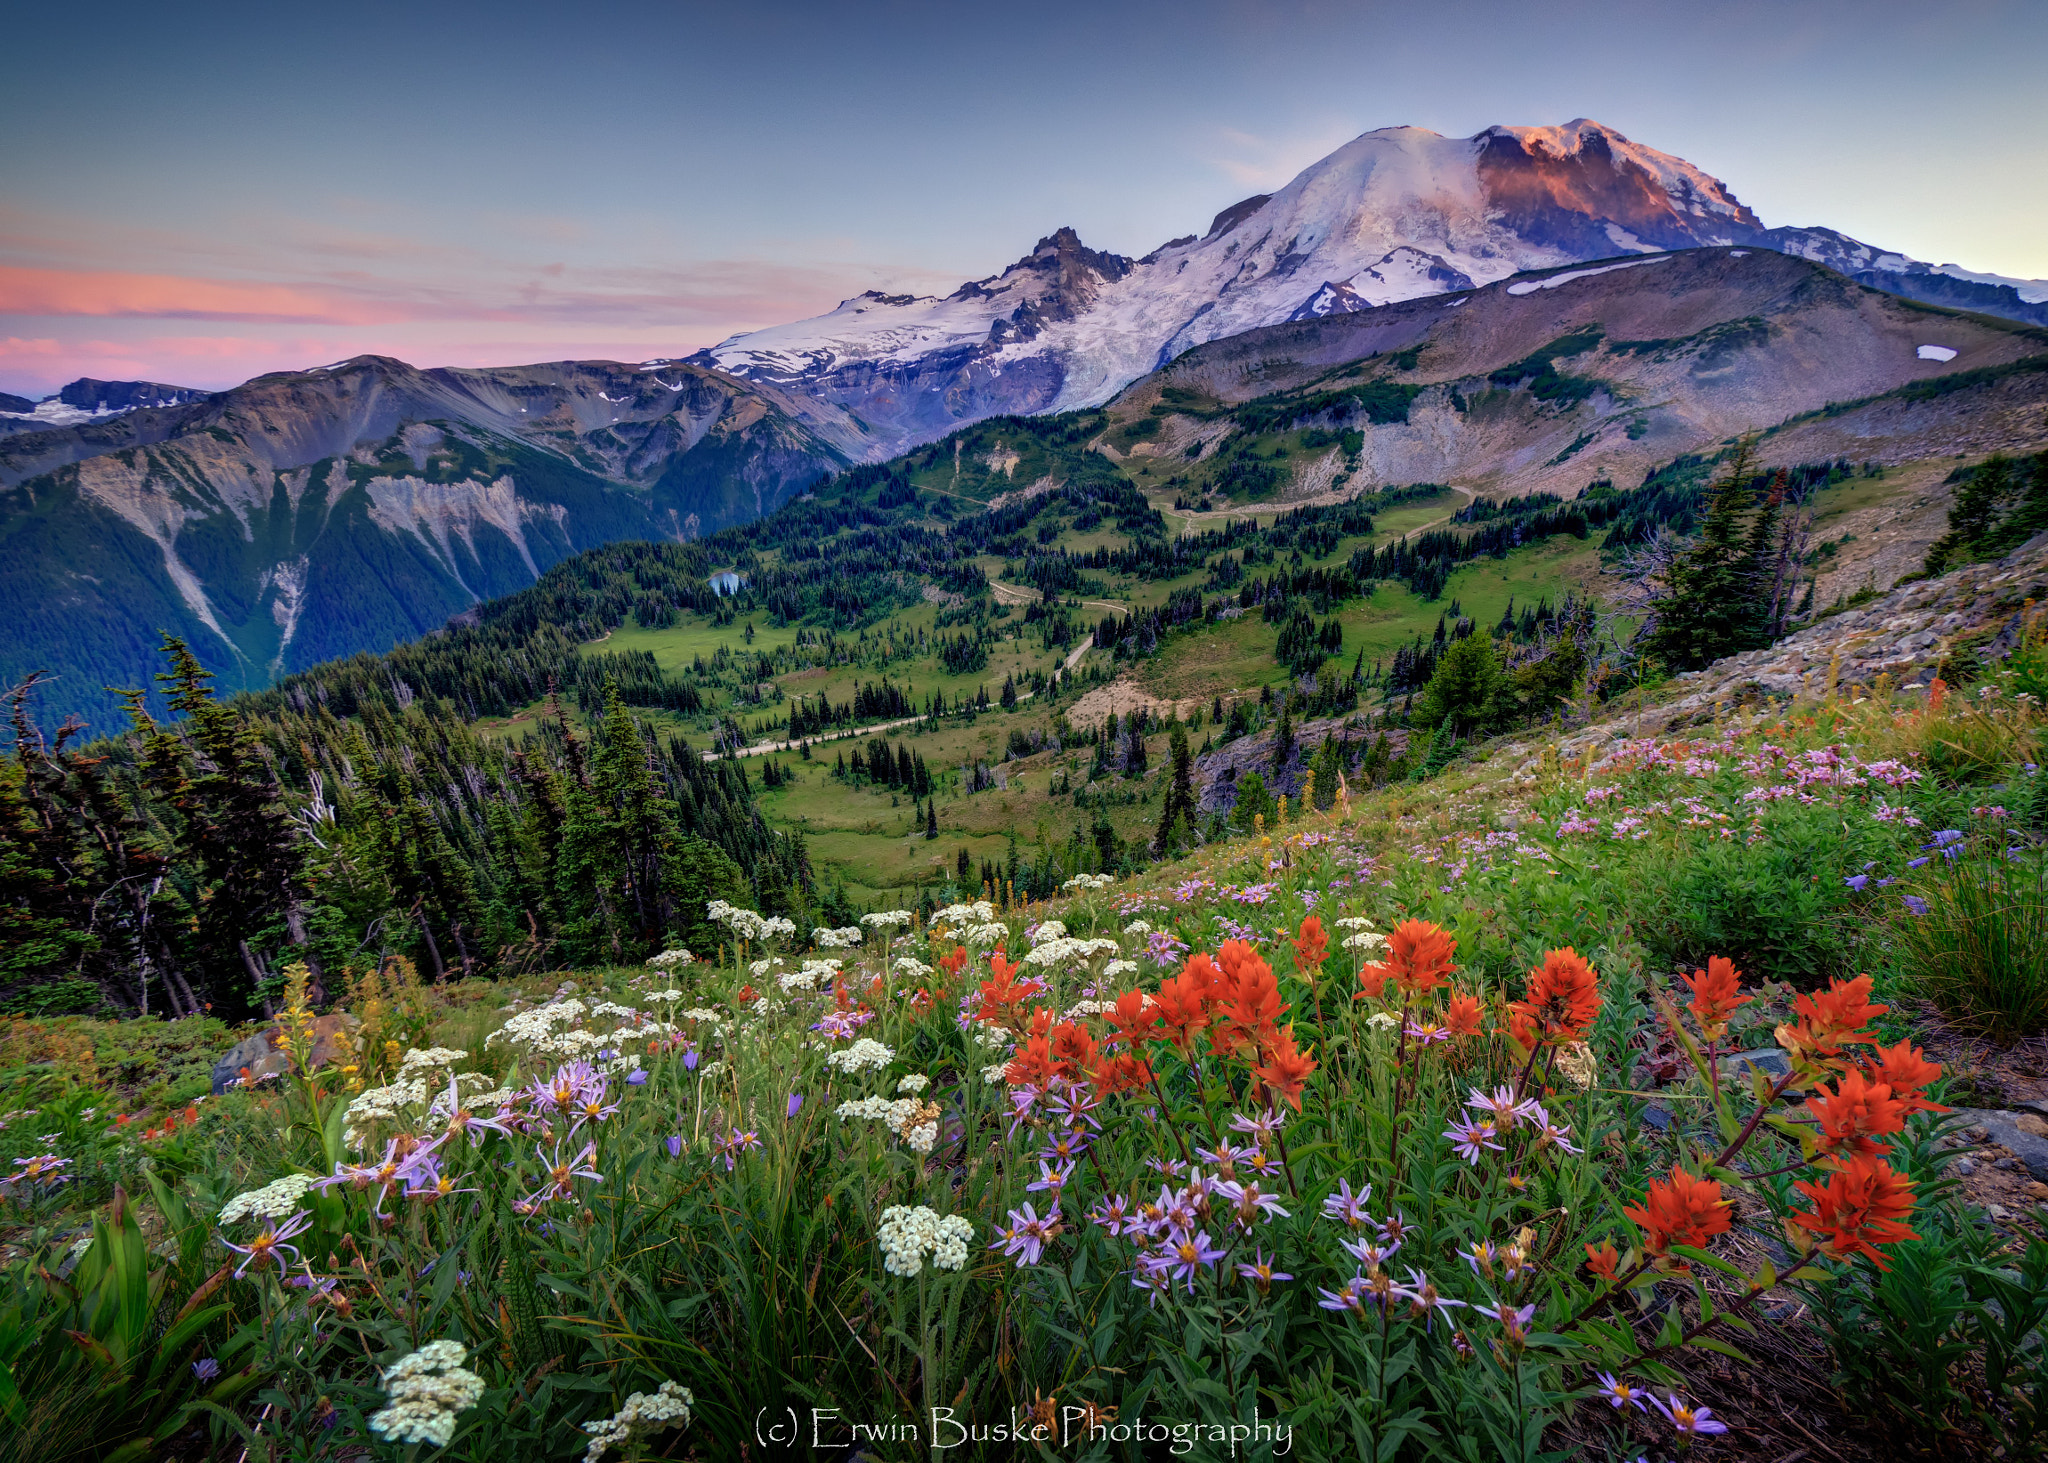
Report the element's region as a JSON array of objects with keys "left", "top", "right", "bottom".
[
  {"left": 1799, "top": 1120, "right": 2048, "bottom": 1453},
  {"left": 1894, "top": 848, "right": 2048, "bottom": 1041}
]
